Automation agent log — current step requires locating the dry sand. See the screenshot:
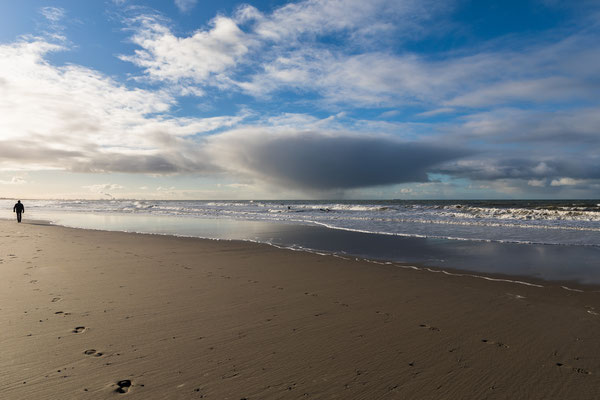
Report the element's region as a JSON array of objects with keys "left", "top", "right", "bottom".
[{"left": 1, "top": 219, "right": 600, "bottom": 399}]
